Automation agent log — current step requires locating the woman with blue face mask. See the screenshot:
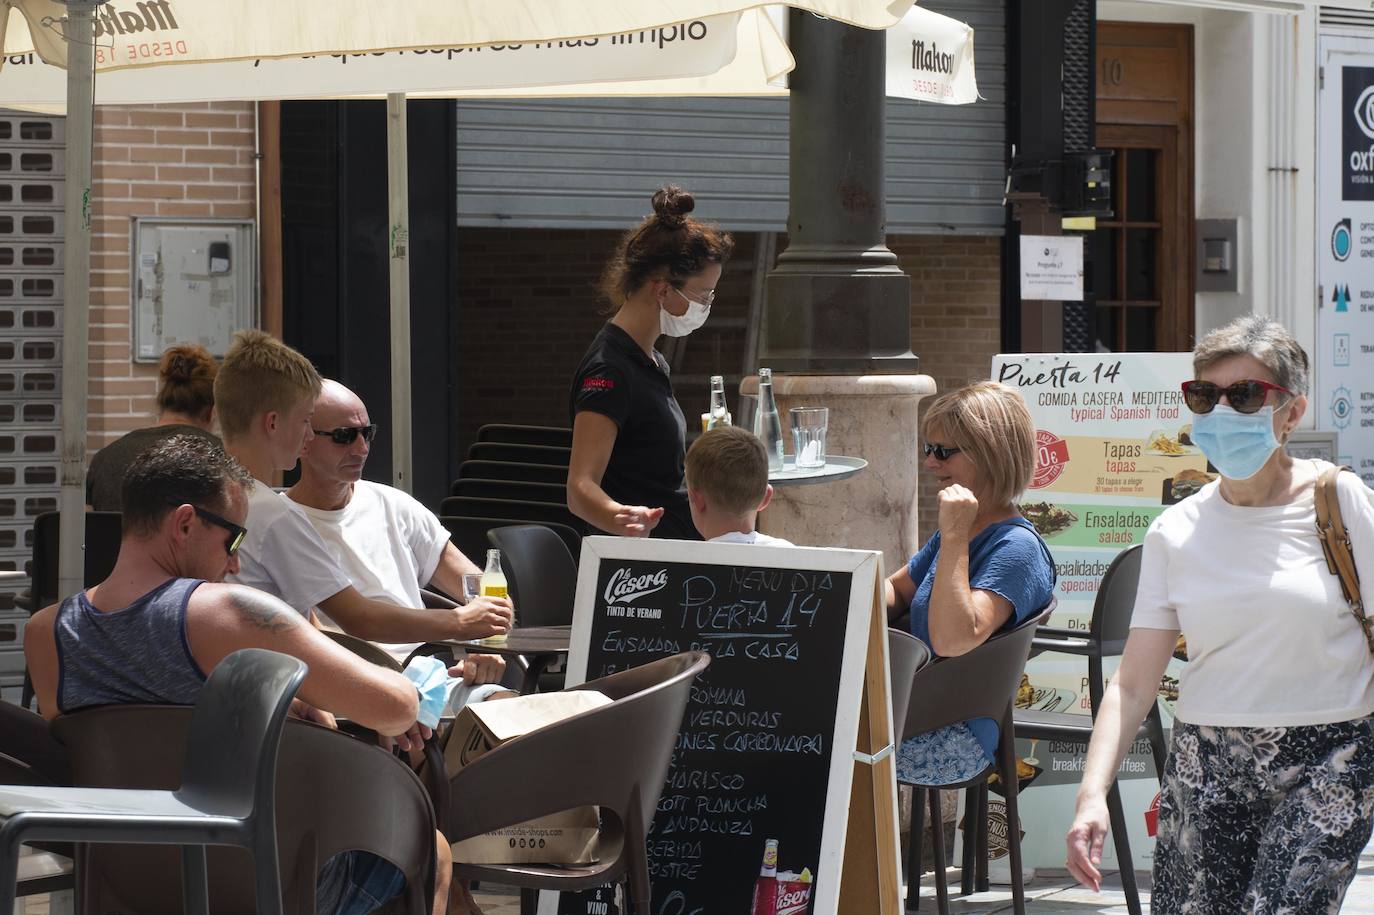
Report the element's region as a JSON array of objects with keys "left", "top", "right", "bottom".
[
  {"left": 1066, "top": 316, "right": 1374, "bottom": 912},
  {"left": 567, "top": 185, "right": 734, "bottom": 540}
]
